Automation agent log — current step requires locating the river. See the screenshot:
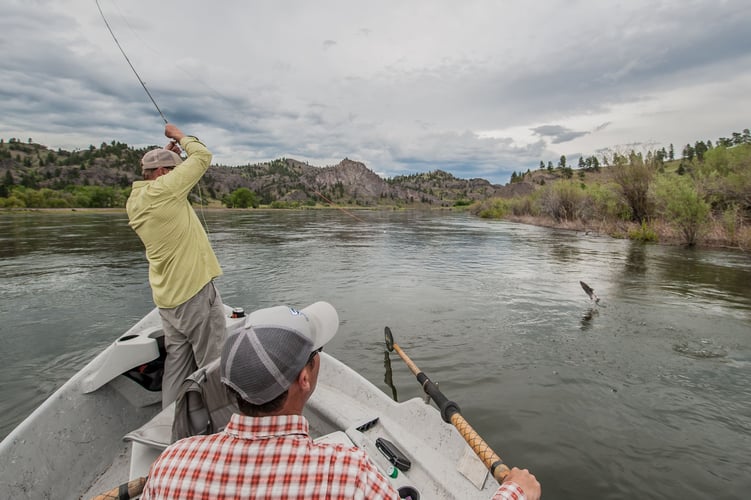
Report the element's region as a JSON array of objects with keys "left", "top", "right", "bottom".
[{"left": 1, "top": 209, "right": 749, "bottom": 499}]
